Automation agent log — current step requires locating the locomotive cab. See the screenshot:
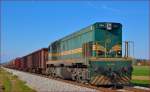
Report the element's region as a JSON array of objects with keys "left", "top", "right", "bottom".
[{"left": 82, "top": 41, "right": 122, "bottom": 59}]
